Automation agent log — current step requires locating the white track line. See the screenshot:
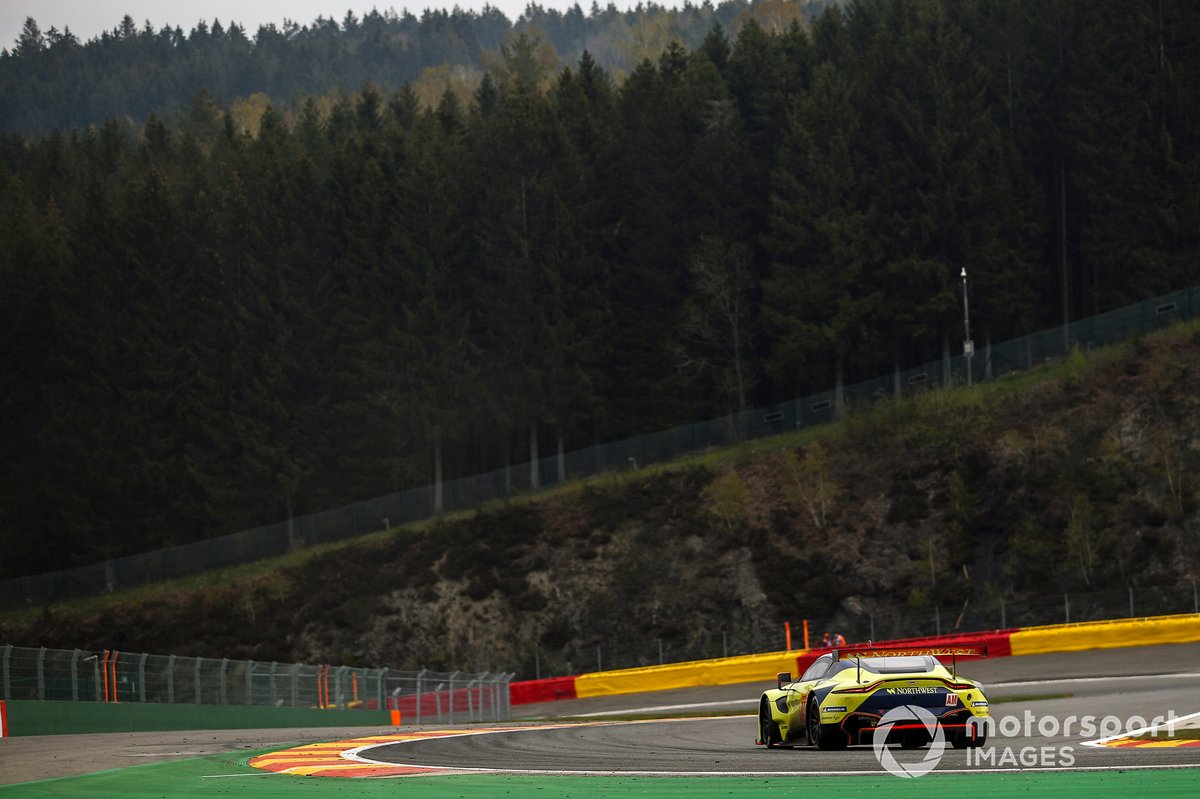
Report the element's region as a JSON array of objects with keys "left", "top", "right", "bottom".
[
  {"left": 1081, "top": 709, "right": 1200, "bottom": 748},
  {"left": 988, "top": 672, "right": 1200, "bottom": 689}
]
